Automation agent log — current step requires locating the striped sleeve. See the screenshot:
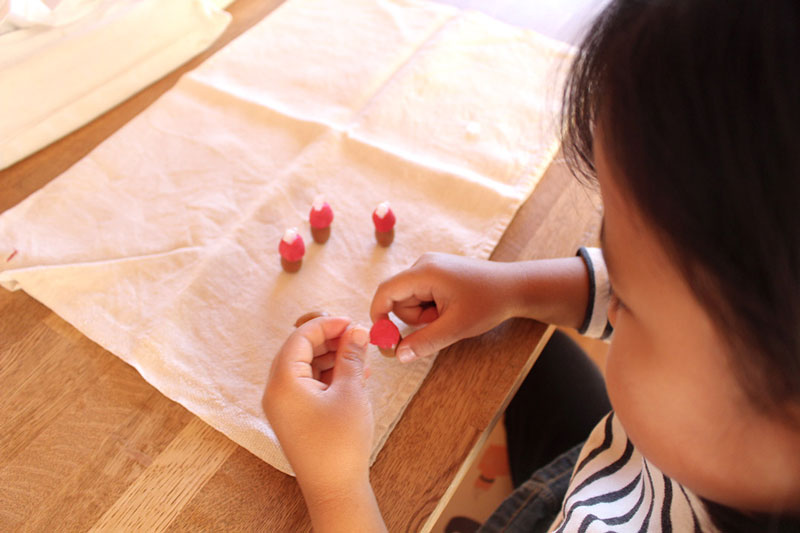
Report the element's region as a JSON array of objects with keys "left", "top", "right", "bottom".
[{"left": 576, "top": 247, "right": 613, "bottom": 339}]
